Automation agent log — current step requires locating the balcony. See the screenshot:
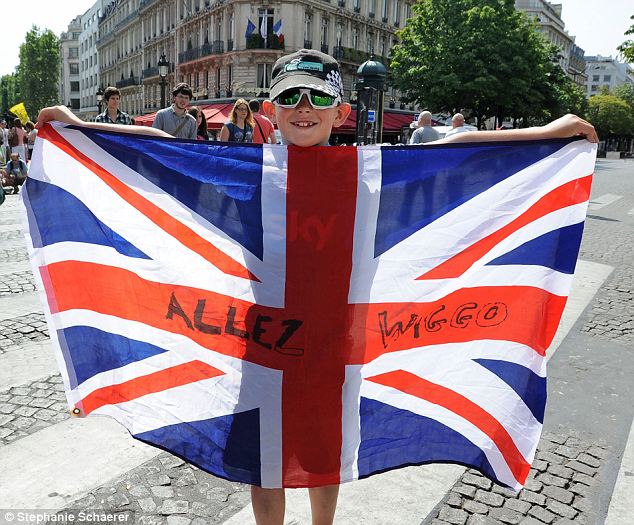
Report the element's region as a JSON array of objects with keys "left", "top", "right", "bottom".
[
  {"left": 369, "top": 12, "right": 375, "bottom": 18},
  {"left": 178, "top": 41, "right": 225, "bottom": 64},
  {"left": 227, "top": 39, "right": 234, "bottom": 51},
  {"left": 338, "top": 0, "right": 345, "bottom": 5},
  {"left": 142, "top": 66, "right": 159, "bottom": 78},
  {"left": 321, "top": 44, "right": 329, "bottom": 54},
  {"left": 246, "top": 34, "right": 285, "bottom": 50},
  {"left": 304, "top": 40, "right": 312, "bottom": 49},
  {"left": 116, "top": 77, "right": 139, "bottom": 88},
  {"left": 354, "top": 6, "right": 361, "bottom": 13}
]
